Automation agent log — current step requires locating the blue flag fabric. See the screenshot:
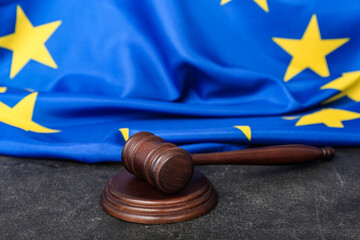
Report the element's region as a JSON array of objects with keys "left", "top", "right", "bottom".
[{"left": 0, "top": 0, "right": 359, "bottom": 163}]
